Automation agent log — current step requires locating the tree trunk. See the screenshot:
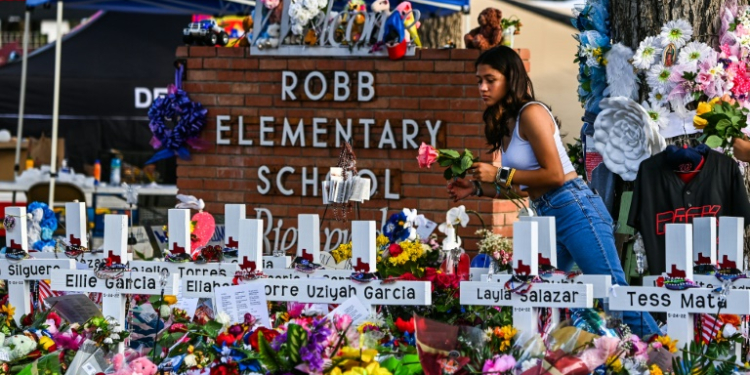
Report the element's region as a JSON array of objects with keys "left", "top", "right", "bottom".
[
  {"left": 419, "top": 12, "right": 463, "bottom": 49},
  {"left": 611, "top": 0, "right": 749, "bottom": 50}
]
